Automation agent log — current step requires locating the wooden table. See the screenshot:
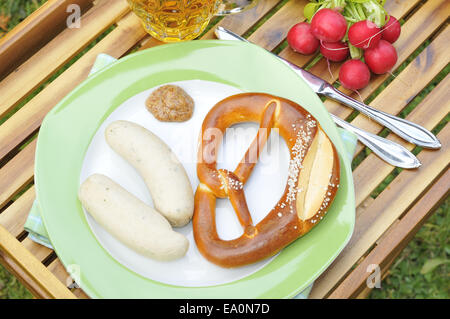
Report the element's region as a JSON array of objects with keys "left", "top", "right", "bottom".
[{"left": 0, "top": 0, "right": 448, "bottom": 299}]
